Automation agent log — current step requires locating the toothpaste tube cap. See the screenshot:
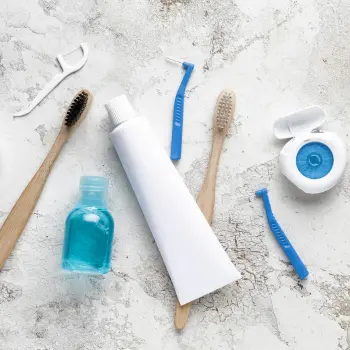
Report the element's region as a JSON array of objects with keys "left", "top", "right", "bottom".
[{"left": 105, "top": 95, "right": 136, "bottom": 127}]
